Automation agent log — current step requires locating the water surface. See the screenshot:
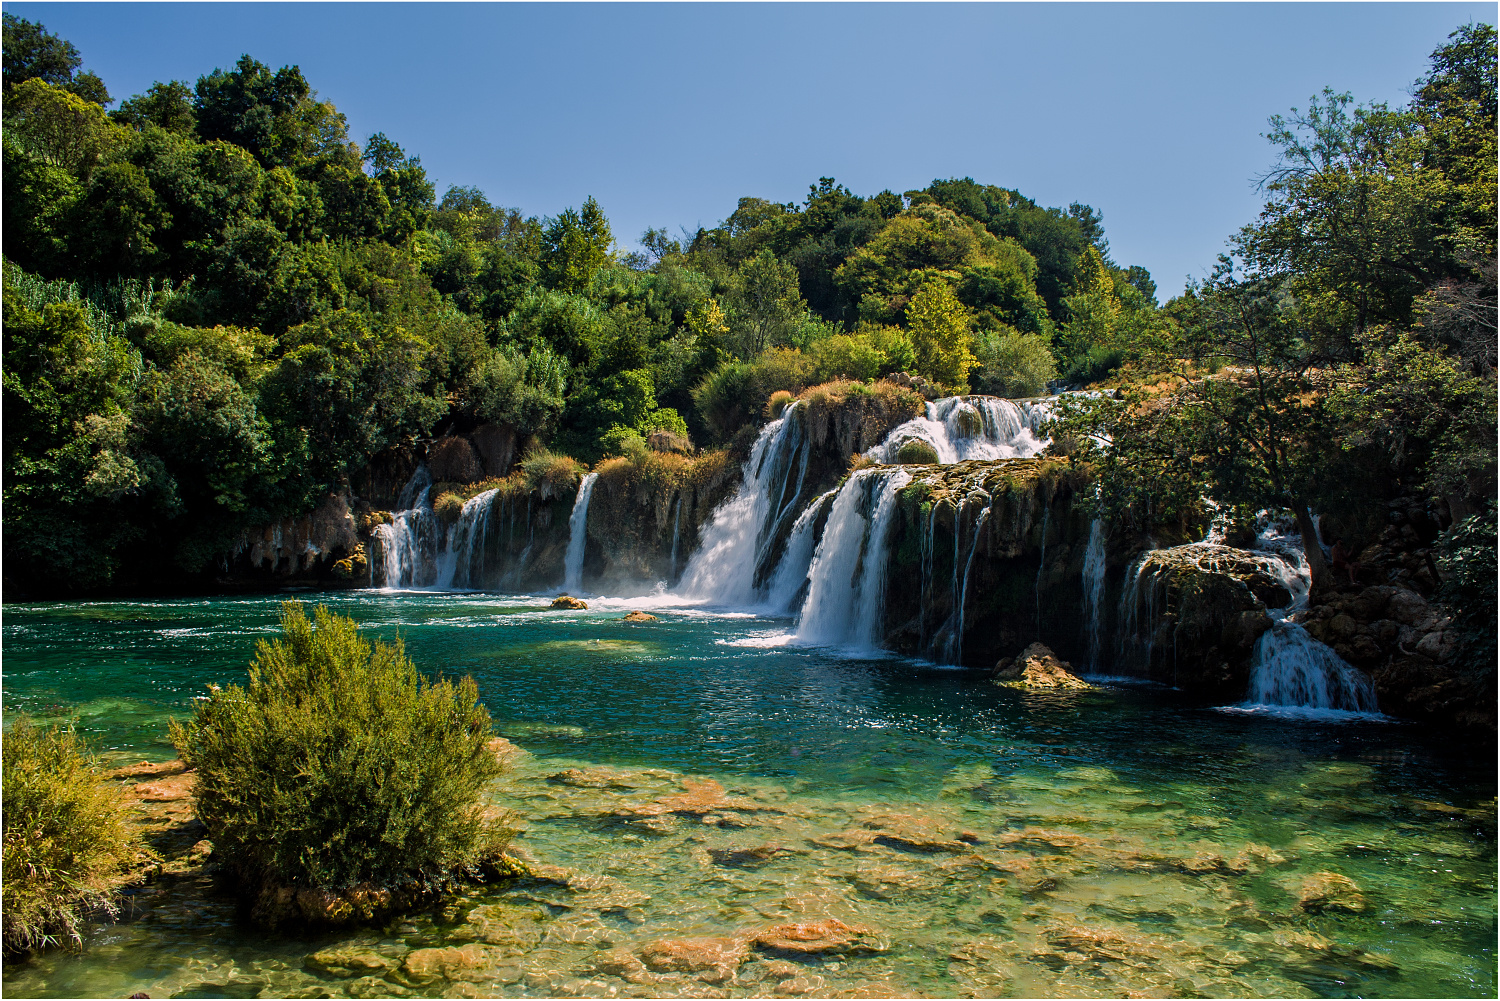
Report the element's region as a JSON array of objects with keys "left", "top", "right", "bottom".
[{"left": 3, "top": 592, "right": 1494, "bottom": 998}]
